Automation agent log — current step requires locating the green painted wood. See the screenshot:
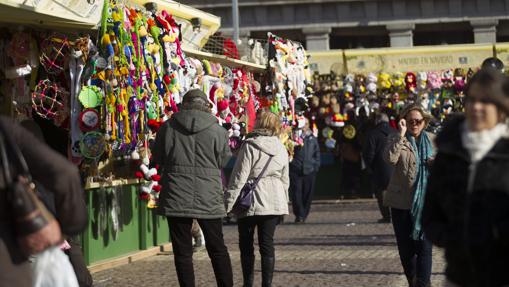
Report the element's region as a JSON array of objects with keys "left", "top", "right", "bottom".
[
  {"left": 153, "top": 211, "right": 170, "bottom": 246},
  {"left": 138, "top": 197, "right": 147, "bottom": 250},
  {"left": 85, "top": 184, "right": 141, "bottom": 264}
]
